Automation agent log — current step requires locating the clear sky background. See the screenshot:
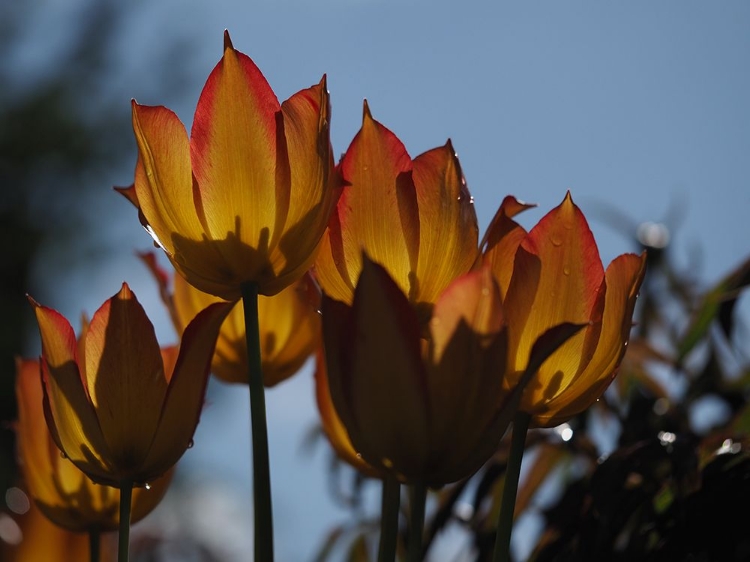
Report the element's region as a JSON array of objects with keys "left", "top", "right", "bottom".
[{"left": 16, "top": 1, "right": 750, "bottom": 560}]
